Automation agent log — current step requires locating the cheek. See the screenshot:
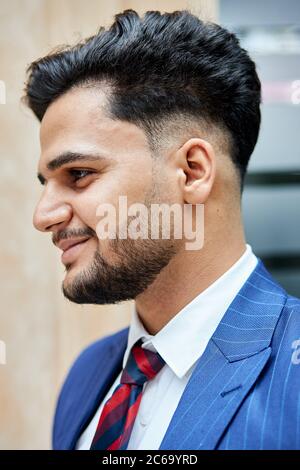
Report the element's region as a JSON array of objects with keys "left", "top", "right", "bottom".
[
  {"left": 73, "top": 189, "right": 120, "bottom": 239},
  {"left": 73, "top": 168, "right": 153, "bottom": 232},
  {"left": 73, "top": 193, "right": 102, "bottom": 231}
]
